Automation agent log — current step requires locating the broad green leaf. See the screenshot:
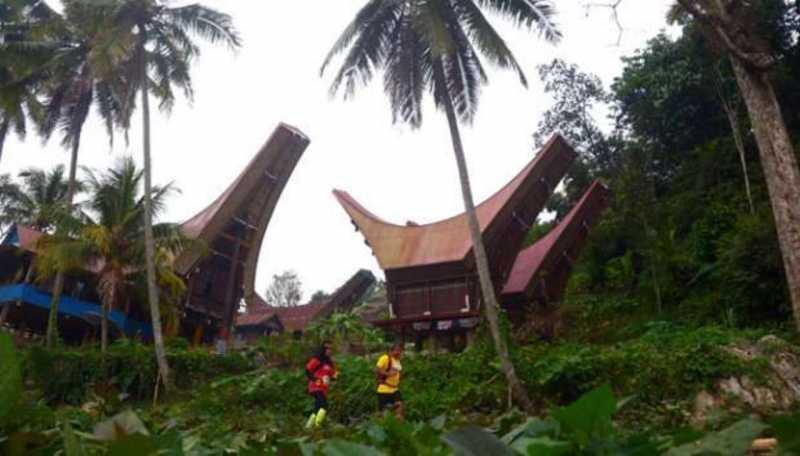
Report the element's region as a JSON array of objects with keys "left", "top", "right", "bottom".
[
  {"left": 0, "top": 333, "right": 22, "bottom": 424},
  {"left": 502, "top": 418, "right": 560, "bottom": 445},
  {"left": 666, "top": 418, "right": 767, "bottom": 456},
  {"left": 617, "top": 434, "right": 669, "bottom": 456},
  {"left": 323, "top": 439, "right": 385, "bottom": 456},
  {"left": 430, "top": 415, "right": 447, "bottom": 430},
  {"left": 769, "top": 413, "right": 800, "bottom": 455},
  {"left": 94, "top": 410, "right": 150, "bottom": 442},
  {"left": 443, "top": 426, "right": 514, "bottom": 456},
  {"left": 365, "top": 423, "right": 388, "bottom": 444},
  {"left": 509, "top": 436, "right": 571, "bottom": 456},
  {"left": 107, "top": 434, "right": 158, "bottom": 456},
  {"left": 551, "top": 384, "right": 616, "bottom": 445}
]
